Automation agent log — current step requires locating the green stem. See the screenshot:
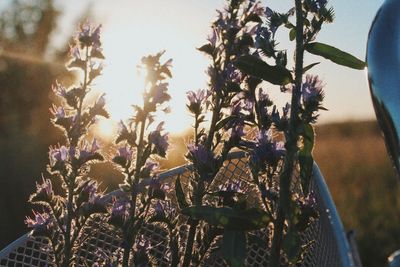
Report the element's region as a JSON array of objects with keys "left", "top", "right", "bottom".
[
  {"left": 122, "top": 107, "right": 148, "bottom": 267},
  {"left": 182, "top": 219, "right": 199, "bottom": 267},
  {"left": 270, "top": 0, "right": 304, "bottom": 266}
]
